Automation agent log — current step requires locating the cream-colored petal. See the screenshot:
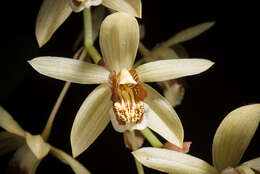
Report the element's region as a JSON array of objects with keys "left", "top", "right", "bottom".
[
  {"left": 151, "top": 47, "right": 179, "bottom": 60},
  {"left": 243, "top": 158, "right": 260, "bottom": 172},
  {"left": 132, "top": 147, "right": 218, "bottom": 174},
  {"left": 0, "top": 132, "right": 24, "bottom": 155},
  {"left": 8, "top": 144, "right": 41, "bottom": 174},
  {"left": 100, "top": 12, "right": 139, "bottom": 72},
  {"left": 36, "top": 0, "right": 72, "bottom": 47},
  {"left": 0, "top": 106, "right": 25, "bottom": 137},
  {"left": 213, "top": 104, "right": 260, "bottom": 171},
  {"left": 236, "top": 166, "right": 255, "bottom": 174},
  {"left": 71, "top": 84, "right": 112, "bottom": 157},
  {"left": 144, "top": 84, "right": 183, "bottom": 148},
  {"left": 136, "top": 59, "right": 214, "bottom": 82},
  {"left": 50, "top": 146, "right": 91, "bottom": 174},
  {"left": 28, "top": 57, "right": 110, "bottom": 84},
  {"left": 25, "top": 133, "right": 50, "bottom": 160},
  {"left": 161, "top": 21, "right": 215, "bottom": 47},
  {"left": 102, "top": 0, "right": 141, "bottom": 18}
]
